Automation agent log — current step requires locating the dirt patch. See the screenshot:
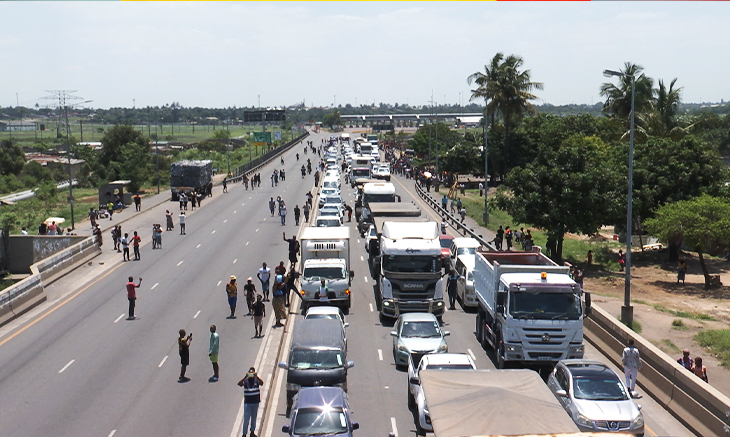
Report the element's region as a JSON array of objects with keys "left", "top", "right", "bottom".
[{"left": 586, "top": 249, "right": 730, "bottom": 396}]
